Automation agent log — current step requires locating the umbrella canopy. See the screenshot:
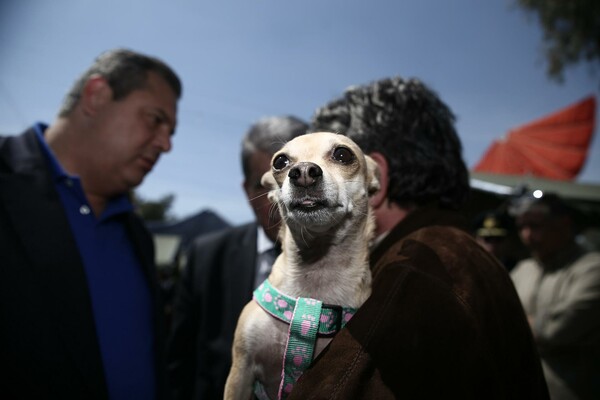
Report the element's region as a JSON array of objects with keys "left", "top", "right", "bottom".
[{"left": 473, "top": 96, "right": 596, "bottom": 180}]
